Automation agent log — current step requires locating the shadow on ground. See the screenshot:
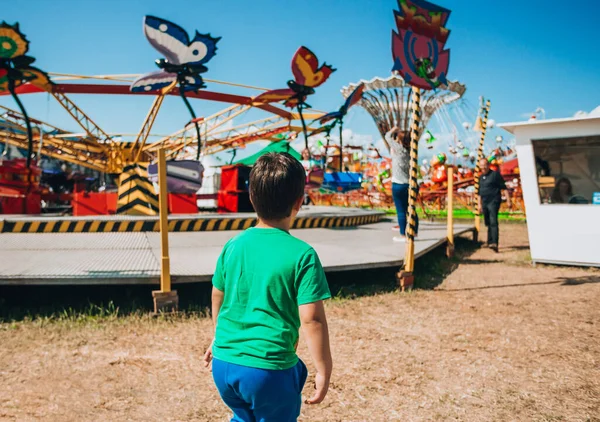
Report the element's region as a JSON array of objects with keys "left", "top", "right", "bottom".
[
  {"left": 556, "top": 275, "right": 600, "bottom": 285},
  {"left": 0, "top": 283, "right": 212, "bottom": 322},
  {"left": 328, "top": 235, "right": 480, "bottom": 299},
  {"left": 500, "top": 245, "right": 530, "bottom": 252},
  {"left": 440, "top": 274, "right": 600, "bottom": 292}
]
